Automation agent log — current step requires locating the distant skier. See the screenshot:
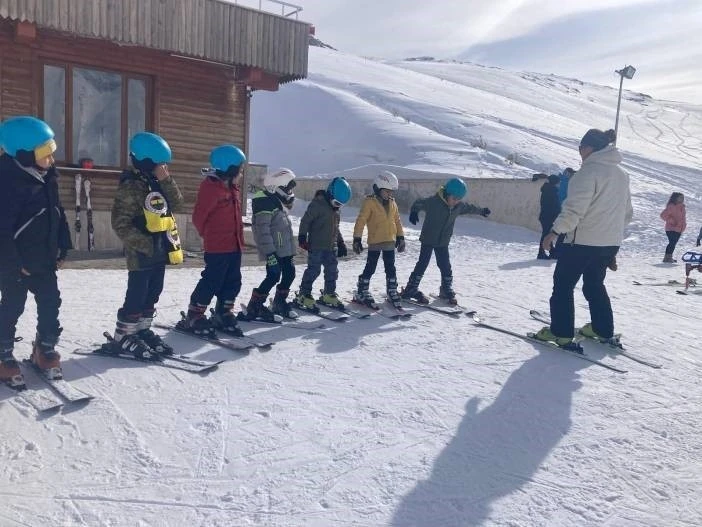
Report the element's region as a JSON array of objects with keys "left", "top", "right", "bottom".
[
  {"left": 400, "top": 178, "right": 490, "bottom": 304},
  {"left": 538, "top": 174, "right": 561, "bottom": 260},
  {"left": 294, "top": 177, "right": 351, "bottom": 311},
  {"left": 179, "top": 145, "right": 247, "bottom": 337},
  {"left": 352, "top": 171, "right": 405, "bottom": 308},
  {"left": 239, "top": 168, "right": 298, "bottom": 321},
  {"left": 558, "top": 167, "right": 575, "bottom": 204},
  {"left": 537, "top": 128, "right": 633, "bottom": 346},
  {"left": 109, "top": 132, "right": 184, "bottom": 359},
  {"left": 660, "top": 192, "right": 686, "bottom": 263},
  {"left": 0, "top": 116, "right": 72, "bottom": 385}
]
